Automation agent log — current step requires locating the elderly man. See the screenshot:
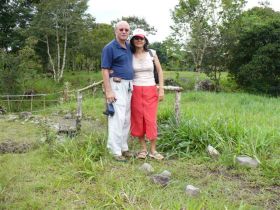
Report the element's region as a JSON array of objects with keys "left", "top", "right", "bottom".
[{"left": 101, "top": 21, "right": 133, "bottom": 161}]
